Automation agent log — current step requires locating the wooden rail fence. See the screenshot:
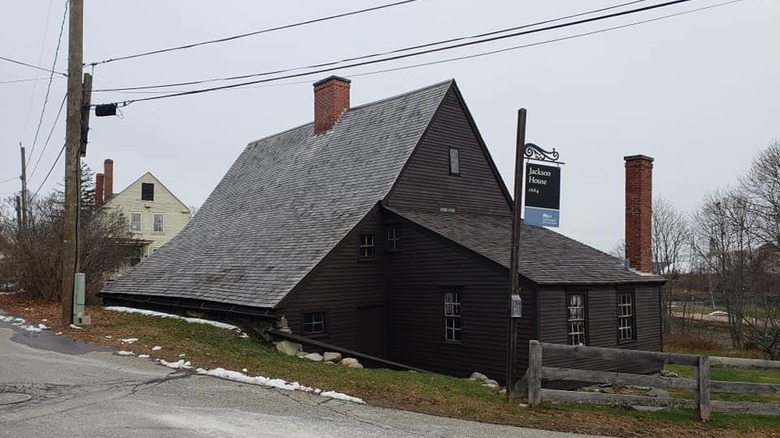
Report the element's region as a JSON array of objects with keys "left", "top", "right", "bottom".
[{"left": 527, "top": 340, "right": 780, "bottom": 421}]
